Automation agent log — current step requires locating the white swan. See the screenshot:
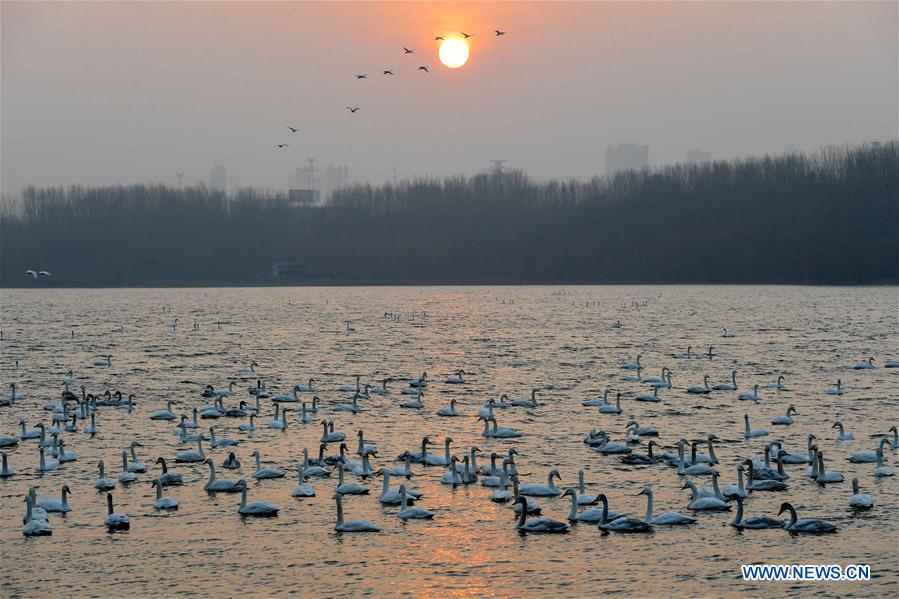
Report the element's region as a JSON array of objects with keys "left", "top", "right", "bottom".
[
  {"left": 339, "top": 375, "right": 361, "bottom": 393},
  {"left": 94, "top": 355, "right": 112, "bottom": 367},
  {"left": 848, "top": 438, "right": 889, "bottom": 463},
  {"left": 273, "top": 387, "right": 300, "bottom": 403},
  {"left": 336, "top": 466, "right": 368, "bottom": 494},
  {"left": 175, "top": 439, "right": 206, "bottom": 463},
  {"left": 721, "top": 466, "right": 748, "bottom": 499},
  {"left": 127, "top": 441, "right": 147, "bottom": 472},
  {"left": 727, "top": 494, "right": 782, "bottom": 529},
  {"left": 848, "top": 477, "right": 873, "bottom": 509},
  {"left": 641, "top": 485, "right": 696, "bottom": 525},
  {"left": 334, "top": 493, "right": 379, "bottom": 532},
  {"left": 155, "top": 457, "right": 183, "bottom": 486},
  {"left": 621, "top": 355, "right": 642, "bottom": 370},
  {"left": 94, "top": 459, "right": 115, "bottom": 489},
  {"left": 397, "top": 485, "right": 434, "bottom": 520},
  {"left": 291, "top": 466, "right": 315, "bottom": 497},
  {"left": 832, "top": 421, "right": 853, "bottom": 441},
  {"left": 38, "top": 484, "right": 72, "bottom": 512},
  {"left": 441, "top": 457, "right": 463, "bottom": 485},
  {"left": 642, "top": 367, "right": 670, "bottom": 385},
  {"left": 593, "top": 432, "right": 632, "bottom": 455},
  {"left": 634, "top": 386, "right": 662, "bottom": 402},
  {"left": 151, "top": 478, "right": 179, "bottom": 510},
  {"left": 149, "top": 400, "right": 177, "bottom": 420},
  {"left": 853, "top": 357, "right": 876, "bottom": 369},
  {"left": 296, "top": 378, "right": 316, "bottom": 393},
  {"left": 682, "top": 482, "right": 730, "bottom": 511},
  {"left": 738, "top": 385, "right": 762, "bottom": 401},
  {"left": 583, "top": 389, "right": 611, "bottom": 407},
  {"left": 721, "top": 328, "right": 734, "bottom": 338},
  {"left": 673, "top": 346, "right": 692, "bottom": 359},
  {"left": 825, "top": 379, "right": 843, "bottom": 395},
  {"left": 687, "top": 375, "right": 711, "bottom": 394},
  {"left": 370, "top": 378, "right": 390, "bottom": 395},
  {"left": 118, "top": 451, "right": 137, "bottom": 483},
  {"left": 446, "top": 370, "right": 465, "bottom": 384},
  {"left": 320, "top": 420, "right": 345, "bottom": 443},
  {"left": 596, "top": 494, "right": 652, "bottom": 532},
  {"left": 621, "top": 366, "right": 643, "bottom": 382},
  {"left": 236, "top": 479, "right": 279, "bottom": 516},
  {"left": 268, "top": 406, "right": 289, "bottom": 430},
  {"left": 765, "top": 375, "right": 786, "bottom": 390},
  {"left": 239, "top": 413, "right": 256, "bottom": 431},
  {"left": 480, "top": 416, "right": 523, "bottom": 438},
  {"left": 771, "top": 405, "right": 798, "bottom": 425},
  {"left": 514, "top": 497, "right": 568, "bottom": 533},
  {"left": 22, "top": 495, "right": 52, "bottom": 536},
  {"left": 562, "top": 488, "right": 617, "bottom": 522},
  {"left": 204, "top": 458, "right": 240, "bottom": 492},
  {"left": 712, "top": 370, "right": 738, "bottom": 391},
  {"left": 378, "top": 469, "right": 422, "bottom": 504},
  {"left": 518, "top": 469, "right": 562, "bottom": 497},
  {"left": 436, "top": 398, "right": 459, "bottom": 417},
  {"left": 778, "top": 502, "right": 836, "bottom": 533},
  {"left": 400, "top": 388, "right": 425, "bottom": 409},
  {"left": 509, "top": 389, "right": 539, "bottom": 408},
  {"left": 598, "top": 392, "right": 622, "bottom": 414},
  {"left": 676, "top": 440, "right": 717, "bottom": 475},
  {"left": 19, "top": 419, "right": 42, "bottom": 440},
  {"left": 576, "top": 470, "right": 599, "bottom": 505},
  {"left": 873, "top": 442, "right": 894, "bottom": 477},
  {"left": 104, "top": 493, "right": 130, "bottom": 530},
  {"left": 251, "top": 450, "right": 284, "bottom": 479},
  {"left": 235, "top": 361, "right": 259, "bottom": 375},
  {"left": 742, "top": 460, "right": 787, "bottom": 491},
  {"left": 743, "top": 414, "right": 768, "bottom": 439}
]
